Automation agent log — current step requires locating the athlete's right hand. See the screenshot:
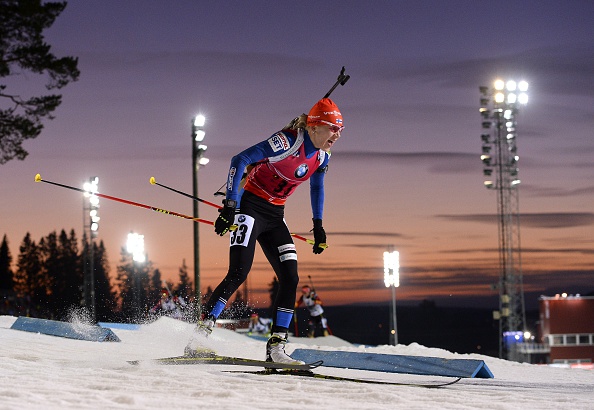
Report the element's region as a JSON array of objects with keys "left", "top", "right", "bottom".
[
  {"left": 214, "top": 200, "right": 236, "bottom": 236},
  {"left": 312, "top": 218, "right": 327, "bottom": 254}
]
